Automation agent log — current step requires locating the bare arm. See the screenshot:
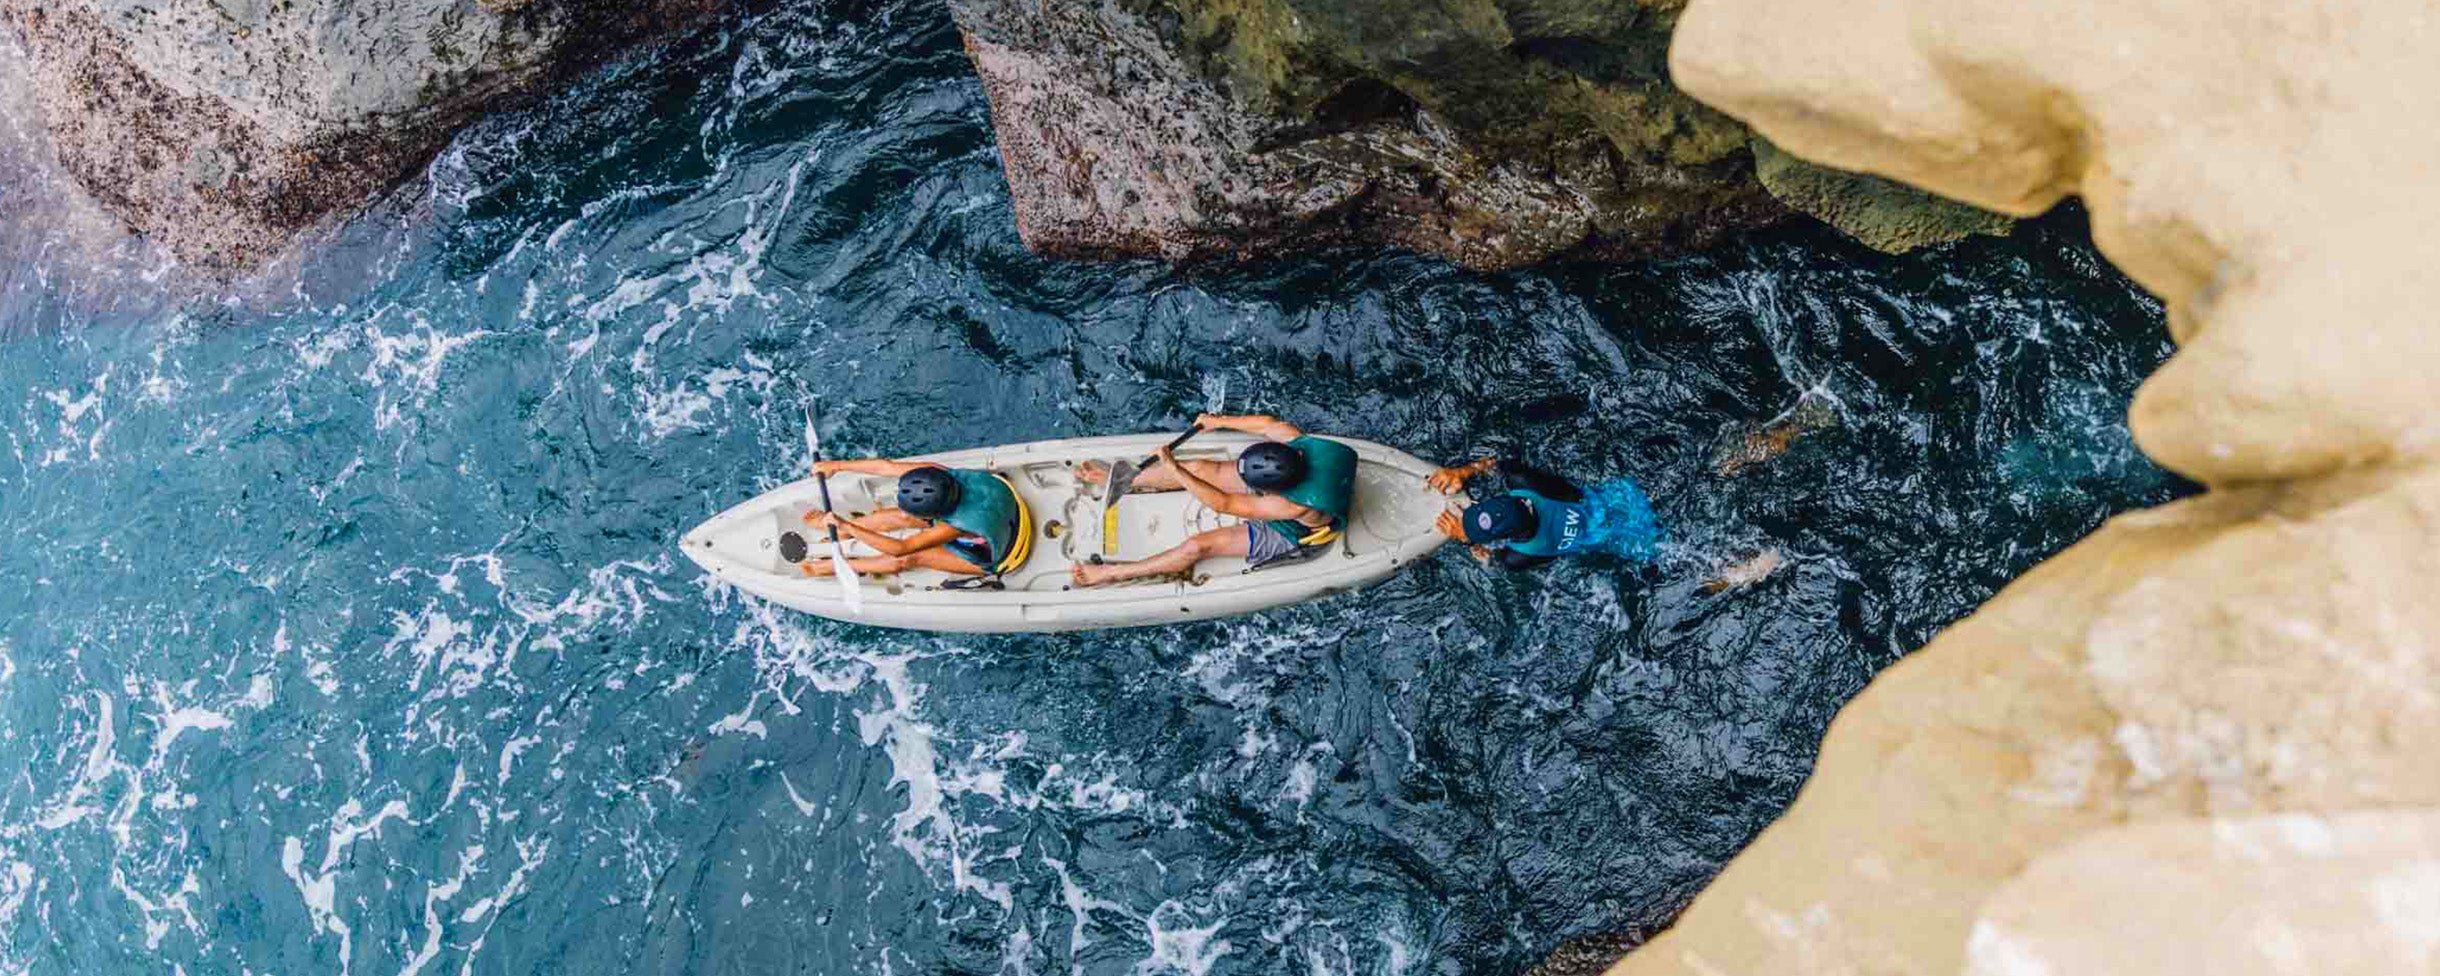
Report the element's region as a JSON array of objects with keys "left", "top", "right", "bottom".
[
  {"left": 1194, "top": 413, "right": 1303, "bottom": 442},
  {"left": 805, "top": 507, "right": 928, "bottom": 534},
  {"left": 1427, "top": 456, "right": 1498, "bottom": 494},
  {"left": 833, "top": 519, "right": 962, "bottom": 557},
  {"left": 1168, "top": 450, "right": 1314, "bottom": 520},
  {"left": 813, "top": 458, "right": 930, "bottom": 477}
]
